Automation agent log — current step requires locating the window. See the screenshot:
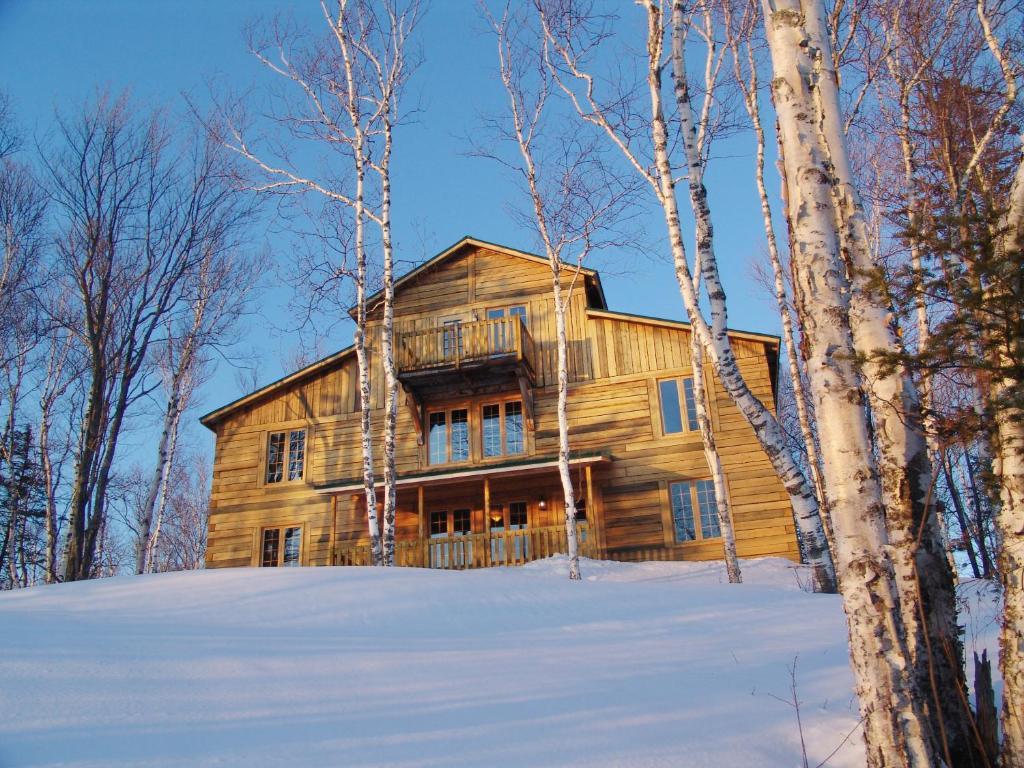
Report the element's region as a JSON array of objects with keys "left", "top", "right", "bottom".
[
  {"left": 480, "top": 400, "right": 525, "bottom": 458},
  {"left": 261, "top": 526, "right": 302, "bottom": 567},
  {"left": 490, "top": 501, "right": 529, "bottom": 562},
  {"left": 658, "top": 377, "right": 700, "bottom": 435},
  {"left": 428, "top": 408, "right": 469, "bottom": 465},
  {"left": 442, "top": 319, "right": 463, "bottom": 359},
  {"left": 266, "top": 429, "right": 306, "bottom": 484},
  {"left": 487, "top": 305, "right": 528, "bottom": 352},
  {"left": 429, "top": 509, "right": 473, "bottom": 568},
  {"left": 669, "top": 480, "right": 720, "bottom": 542}
]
